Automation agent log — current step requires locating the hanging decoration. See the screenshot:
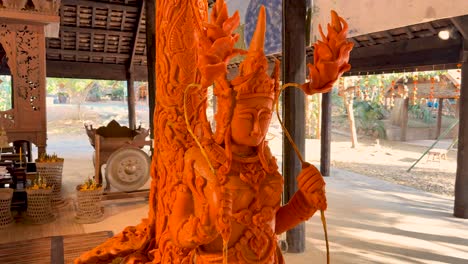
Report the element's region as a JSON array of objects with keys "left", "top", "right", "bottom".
[
  {"left": 355, "top": 75, "right": 362, "bottom": 99},
  {"left": 378, "top": 74, "right": 385, "bottom": 105},
  {"left": 412, "top": 73, "right": 418, "bottom": 105},
  {"left": 455, "top": 63, "right": 461, "bottom": 99},
  {"left": 364, "top": 73, "right": 370, "bottom": 101},
  {"left": 389, "top": 80, "right": 395, "bottom": 107},
  {"left": 429, "top": 76, "right": 435, "bottom": 101}
]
